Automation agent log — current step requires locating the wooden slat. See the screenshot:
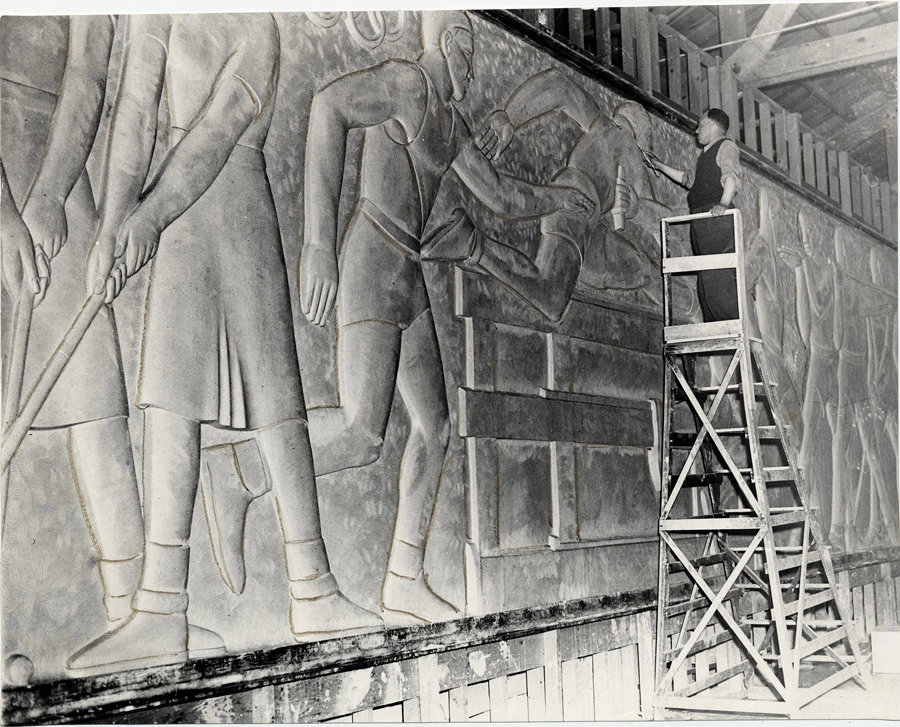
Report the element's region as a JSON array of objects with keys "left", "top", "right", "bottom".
[
  {"left": 773, "top": 107, "right": 787, "bottom": 169},
  {"left": 620, "top": 7, "right": 637, "bottom": 76},
  {"left": 543, "top": 631, "right": 562, "bottom": 720},
  {"left": 861, "top": 169, "right": 875, "bottom": 225},
  {"left": 665, "top": 29, "right": 682, "bottom": 106},
  {"left": 797, "top": 665, "right": 860, "bottom": 707},
  {"left": 567, "top": 8, "right": 584, "bottom": 48},
  {"left": 881, "top": 180, "right": 894, "bottom": 237},
  {"left": 850, "top": 164, "right": 863, "bottom": 218},
  {"left": 687, "top": 48, "right": 702, "bottom": 112},
  {"left": 802, "top": 131, "right": 815, "bottom": 186},
  {"left": 676, "top": 660, "right": 750, "bottom": 698},
  {"left": 634, "top": 8, "right": 653, "bottom": 93},
  {"left": 417, "top": 655, "right": 443, "bottom": 722},
  {"left": 663, "top": 252, "right": 737, "bottom": 274},
  {"left": 488, "top": 674, "right": 507, "bottom": 721},
  {"left": 839, "top": 151, "right": 853, "bottom": 215},
  {"left": 720, "top": 63, "right": 739, "bottom": 137},
  {"left": 827, "top": 148, "right": 840, "bottom": 202},
  {"left": 595, "top": 8, "right": 612, "bottom": 64},
  {"left": 872, "top": 181, "right": 884, "bottom": 232},
  {"left": 660, "top": 696, "right": 791, "bottom": 715},
  {"left": 649, "top": 13, "right": 662, "bottom": 93},
  {"left": 742, "top": 87, "right": 757, "bottom": 151},
  {"left": 448, "top": 686, "right": 467, "bottom": 722},
  {"left": 759, "top": 100, "right": 774, "bottom": 160},
  {"left": 636, "top": 610, "right": 655, "bottom": 717},
  {"left": 814, "top": 139, "right": 828, "bottom": 194},
  {"left": 526, "top": 667, "right": 545, "bottom": 721},
  {"left": 786, "top": 112, "right": 802, "bottom": 182},
  {"left": 708, "top": 57, "right": 722, "bottom": 108}
]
